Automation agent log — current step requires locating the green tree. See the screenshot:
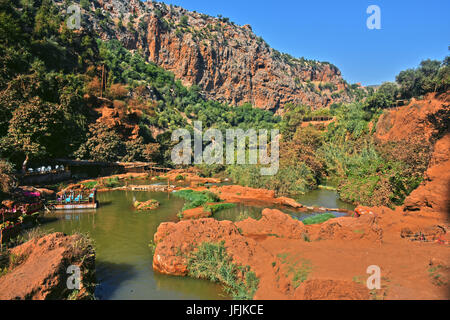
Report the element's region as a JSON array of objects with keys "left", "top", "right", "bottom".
[
  {"left": 180, "top": 15, "right": 188, "bottom": 27},
  {"left": 4, "top": 98, "right": 68, "bottom": 167},
  {"left": 377, "top": 82, "right": 399, "bottom": 100},
  {"left": 33, "top": 0, "right": 60, "bottom": 39},
  {"left": 0, "top": 159, "right": 17, "bottom": 194},
  {"left": 75, "top": 123, "right": 125, "bottom": 162},
  {"left": 363, "top": 92, "right": 394, "bottom": 114},
  {"left": 80, "top": 0, "right": 90, "bottom": 10}
]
